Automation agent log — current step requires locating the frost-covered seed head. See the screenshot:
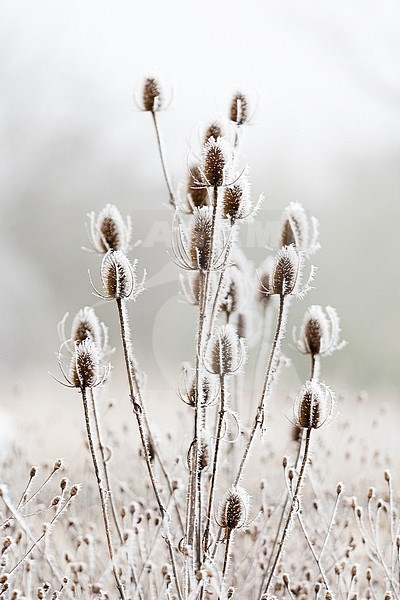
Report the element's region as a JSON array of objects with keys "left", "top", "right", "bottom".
[
  {"left": 270, "top": 246, "right": 303, "bottom": 296},
  {"left": 208, "top": 324, "right": 244, "bottom": 376},
  {"left": 187, "top": 164, "right": 209, "bottom": 211},
  {"left": 71, "top": 307, "right": 102, "bottom": 347},
  {"left": 257, "top": 256, "right": 275, "bottom": 304},
  {"left": 295, "top": 305, "right": 345, "bottom": 356},
  {"left": 202, "top": 137, "right": 231, "bottom": 188},
  {"left": 220, "top": 266, "right": 246, "bottom": 317},
  {"left": 142, "top": 77, "right": 162, "bottom": 112},
  {"left": 188, "top": 207, "right": 214, "bottom": 271},
  {"left": 219, "top": 487, "right": 249, "bottom": 530},
  {"left": 280, "top": 202, "right": 319, "bottom": 256},
  {"left": 69, "top": 340, "right": 103, "bottom": 389},
  {"left": 222, "top": 176, "right": 252, "bottom": 221},
  {"left": 230, "top": 92, "right": 248, "bottom": 126},
  {"left": 204, "top": 121, "right": 224, "bottom": 145},
  {"left": 90, "top": 204, "right": 131, "bottom": 254},
  {"left": 101, "top": 251, "right": 136, "bottom": 300},
  {"left": 184, "top": 371, "right": 215, "bottom": 409},
  {"left": 294, "top": 380, "right": 334, "bottom": 429}
]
